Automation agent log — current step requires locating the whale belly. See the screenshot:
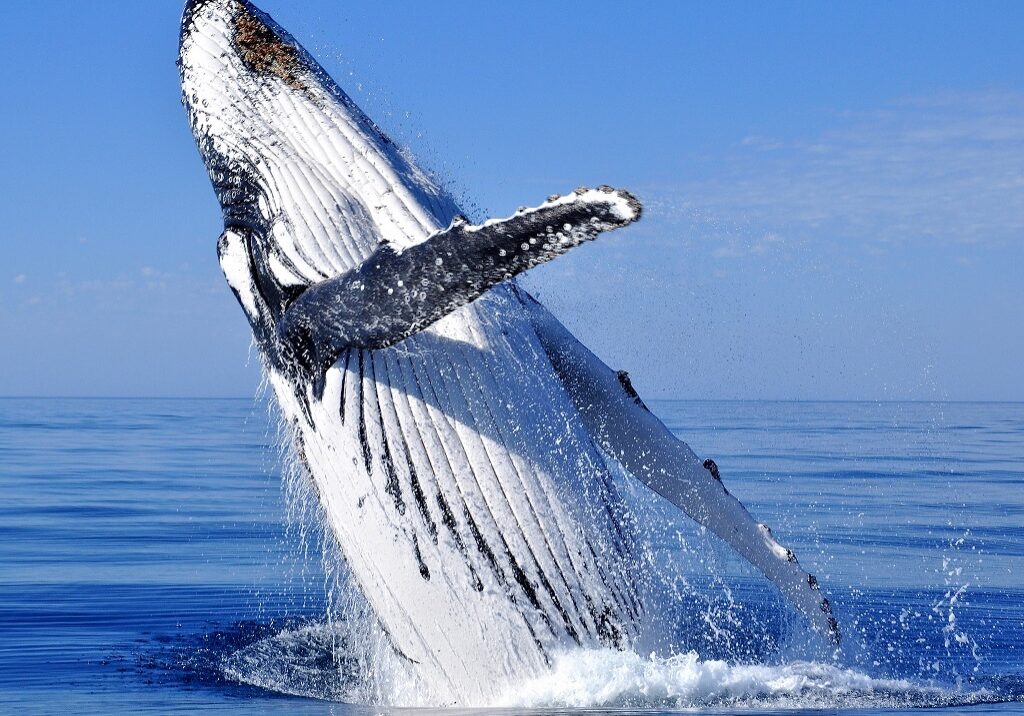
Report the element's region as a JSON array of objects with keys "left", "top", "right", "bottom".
[
  {"left": 268, "top": 287, "right": 640, "bottom": 703},
  {"left": 266, "top": 286, "right": 638, "bottom": 704}
]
